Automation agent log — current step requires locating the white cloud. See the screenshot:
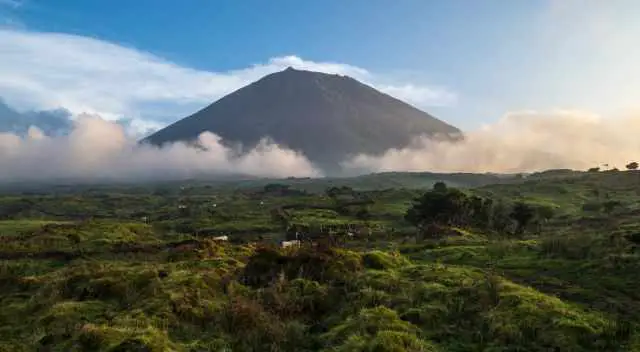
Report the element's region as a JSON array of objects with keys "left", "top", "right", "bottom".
[
  {"left": 0, "top": 29, "right": 456, "bottom": 134},
  {"left": 342, "top": 109, "right": 640, "bottom": 174},
  {"left": 0, "top": 114, "right": 322, "bottom": 182},
  {"left": 376, "top": 84, "right": 457, "bottom": 107},
  {"left": 18, "top": 109, "right": 639, "bottom": 182}
]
